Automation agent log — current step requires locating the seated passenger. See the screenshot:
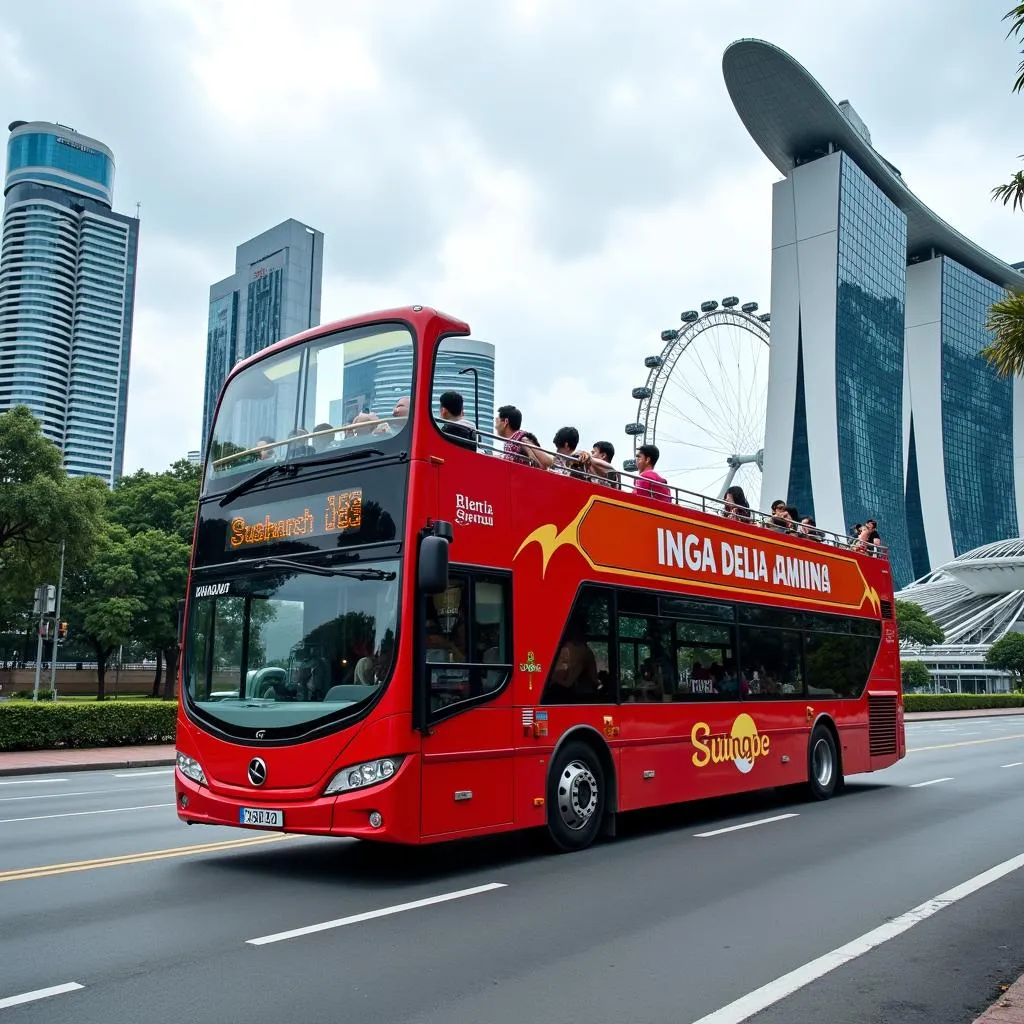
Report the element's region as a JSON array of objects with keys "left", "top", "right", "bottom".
[
  {"left": 723, "top": 486, "right": 752, "bottom": 521},
  {"left": 438, "top": 390, "right": 477, "bottom": 451},
  {"left": 349, "top": 411, "right": 382, "bottom": 437},
  {"left": 525, "top": 426, "right": 584, "bottom": 476},
  {"left": 285, "top": 427, "right": 313, "bottom": 459},
  {"left": 769, "top": 500, "right": 791, "bottom": 532},
  {"left": 494, "top": 405, "right": 530, "bottom": 464},
  {"left": 311, "top": 422, "right": 336, "bottom": 453},
  {"left": 633, "top": 444, "right": 671, "bottom": 502},
  {"left": 577, "top": 441, "right": 619, "bottom": 487},
  {"left": 392, "top": 396, "right": 410, "bottom": 421},
  {"left": 254, "top": 435, "right": 277, "bottom": 461}
]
